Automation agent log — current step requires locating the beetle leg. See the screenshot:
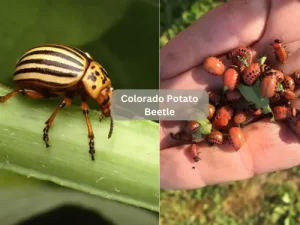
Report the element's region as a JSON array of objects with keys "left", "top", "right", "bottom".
[
  {"left": 43, "top": 97, "right": 72, "bottom": 148},
  {"left": 0, "top": 90, "right": 20, "bottom": 102},
  {"left": 0, "top": 89, "right": 45, "bottom": 103},
  {"left": 81, "top": 101, "right": 95, "bottom": 161}
]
